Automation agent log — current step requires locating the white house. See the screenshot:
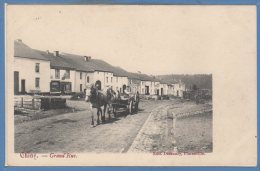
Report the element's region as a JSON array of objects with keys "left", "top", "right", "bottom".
[
  {"left": 61, "top": 54, "right": 116, "bottom": 92},
  {"left": 173, "top": 81, "right": 186, "bottom": 97},
  {"left": 167, "top": 84, "right": 174, "bottom": 95},
  {"left": 139, "top": 75, "right": 163, "bottom": 95},
  {"left": 14, "top": 40, "right": 51, "bottom": 94},
  {"left": 159, "top": 82, "right": 168, "bottom": 96},
  {"left": 128, "top": 72, "right": 141, "bottom": 94},
  {"left": 112, "top": 76, "right": 128, "bottom": 93},
  {"left": 154, "top": 81, "right": 161, "bottom": 95},
  {"left": 36, "top": 50, "right": 77, "bottom": 94},
  {"left": 14, "top": 41, "right": 187, "bottom": 97}
]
